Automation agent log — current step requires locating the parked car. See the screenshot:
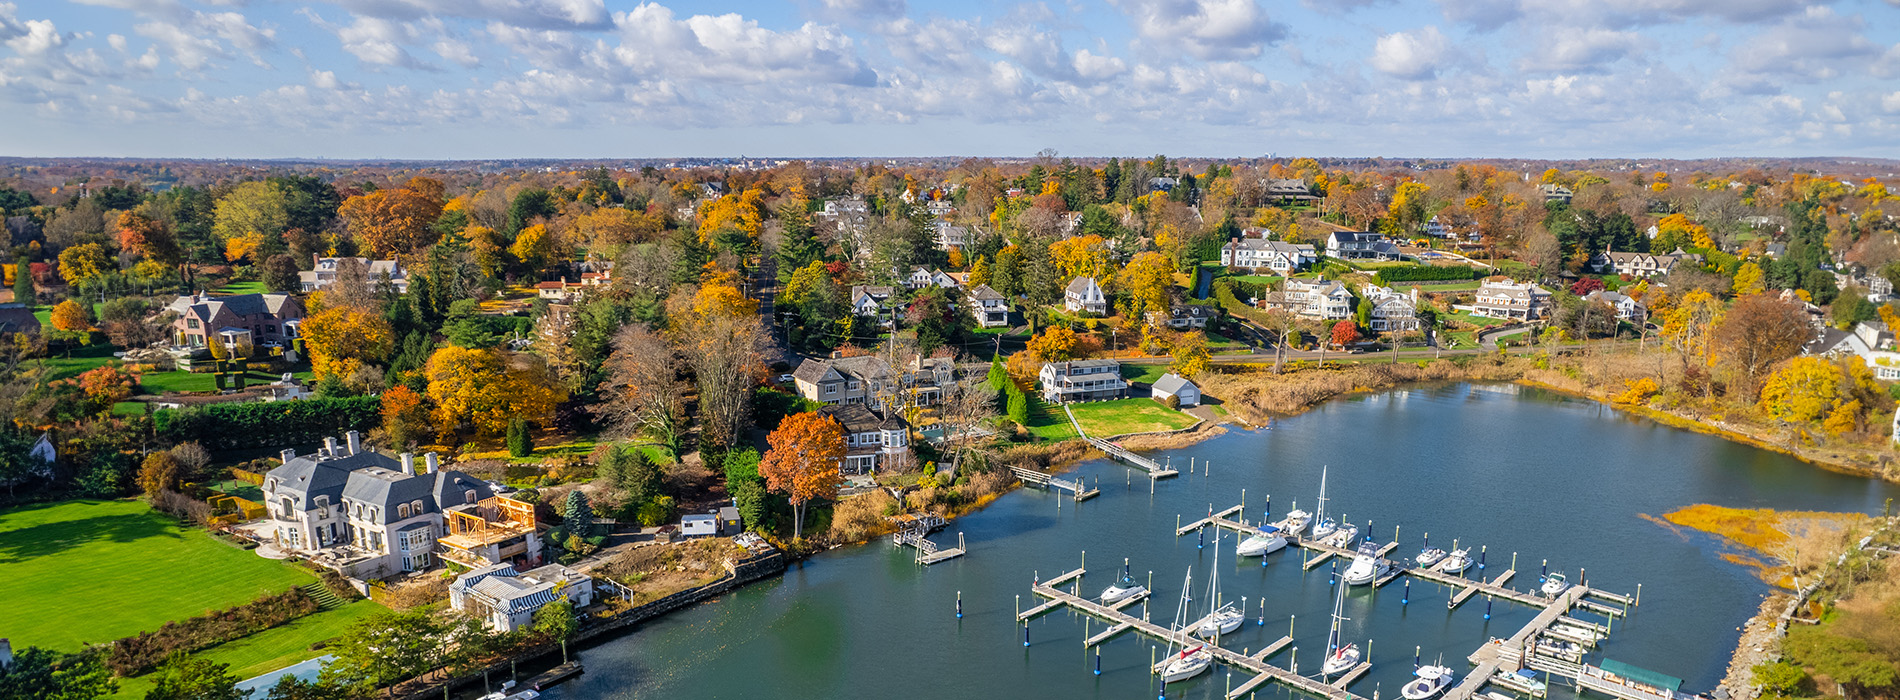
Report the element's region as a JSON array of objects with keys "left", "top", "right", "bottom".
[{"left": 775, "top": 373, "right": 795, "bottom": 384}]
